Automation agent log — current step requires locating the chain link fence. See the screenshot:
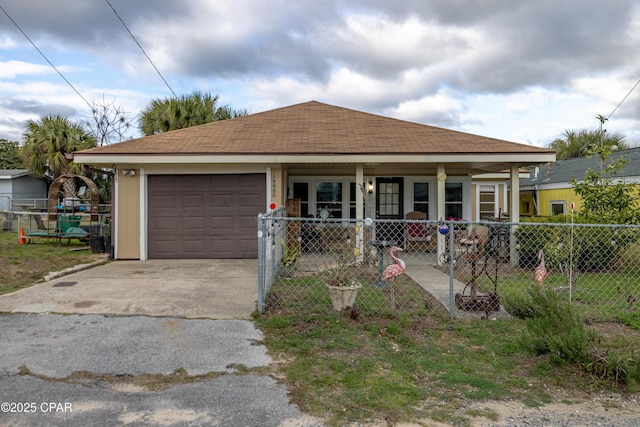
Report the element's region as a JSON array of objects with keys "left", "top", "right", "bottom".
[{"left": 258, "top": 212, "right": 640, "bottom": 321}]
